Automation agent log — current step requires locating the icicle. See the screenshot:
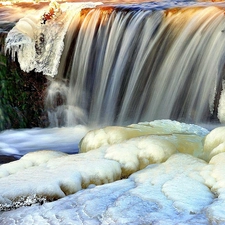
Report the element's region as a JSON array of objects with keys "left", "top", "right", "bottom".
[{"left": 5, "top": 2, "right": 102, "bottom": 77}]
